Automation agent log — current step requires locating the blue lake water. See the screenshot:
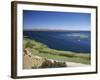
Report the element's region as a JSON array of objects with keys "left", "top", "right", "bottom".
[{"left": 23, "top": 31, "right": 91, "bottom": 53}]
